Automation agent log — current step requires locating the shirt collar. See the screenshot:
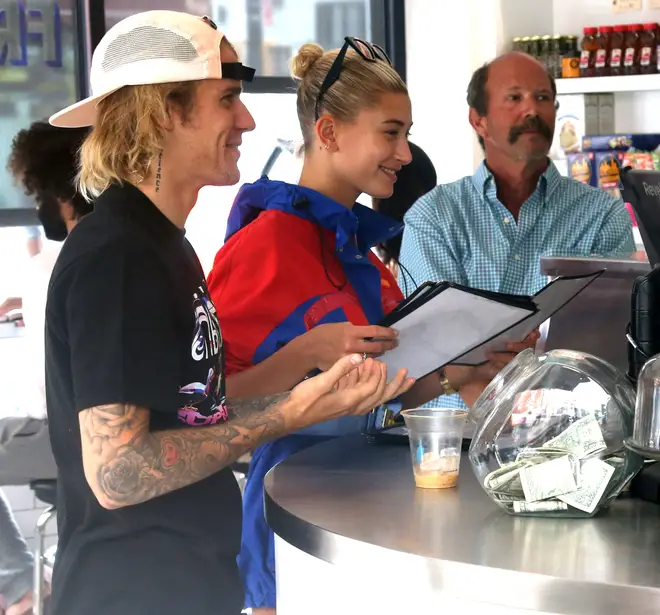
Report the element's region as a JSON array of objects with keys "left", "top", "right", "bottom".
[
  {"left": 471, "top": 158, "right": 562, "bottom": 202},
  {"left": 95, "top": 182, "right": 186, "bottom": 240},
  {"left": 295, "top": 184, "right": 402, "bottom": 253}
]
